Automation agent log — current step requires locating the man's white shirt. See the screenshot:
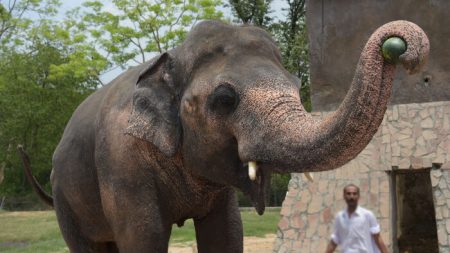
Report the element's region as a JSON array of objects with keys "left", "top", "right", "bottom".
[{"left": 330, "top": 206, "right": 381, "bottom": 253}]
